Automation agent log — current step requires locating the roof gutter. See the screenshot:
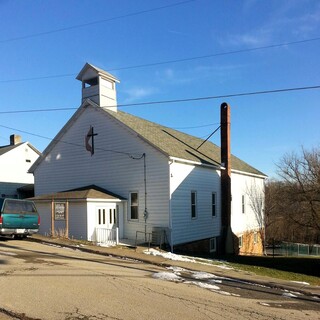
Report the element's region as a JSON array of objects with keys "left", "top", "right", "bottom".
[{"left": 169, "top": 156, "right": 222, "bottom": 169}]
